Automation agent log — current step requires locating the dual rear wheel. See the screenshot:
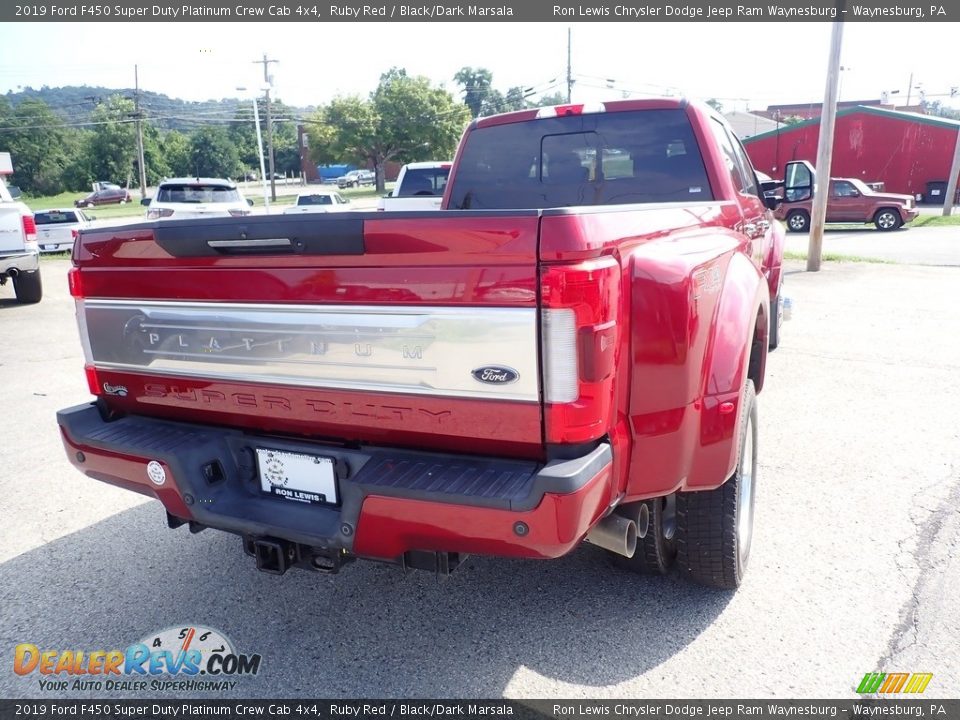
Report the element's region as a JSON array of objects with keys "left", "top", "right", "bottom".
[{"left": 614, "top": 380, "right": 758, "bottom": 589}]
